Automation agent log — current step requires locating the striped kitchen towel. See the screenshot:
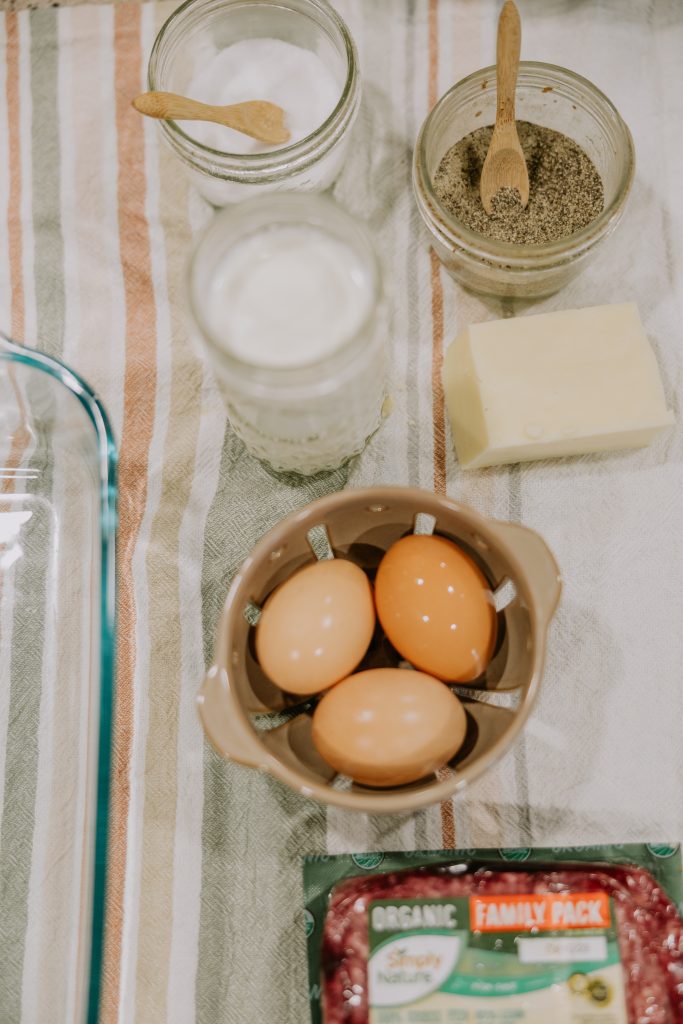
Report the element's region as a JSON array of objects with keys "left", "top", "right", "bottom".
[{"left": 1, "top": 1, "right": 683, "bottom": 1022}]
